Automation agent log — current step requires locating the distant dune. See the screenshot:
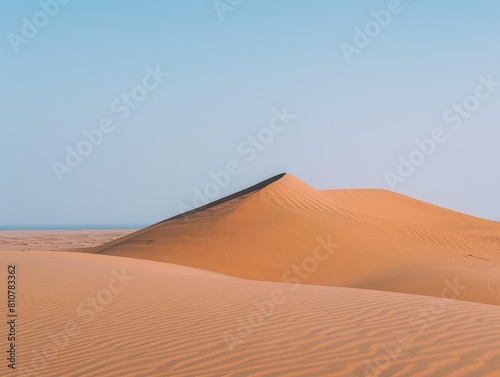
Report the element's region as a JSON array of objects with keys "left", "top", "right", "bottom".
[
  {"left": 0, "top": 230, "right": 133, "bottom": 251},
  {"left": 3, "top": 250, "right": 500, "bottom": 377},
  {"left": 88, "top": 173, "right": 500, "bottom": 306}
]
